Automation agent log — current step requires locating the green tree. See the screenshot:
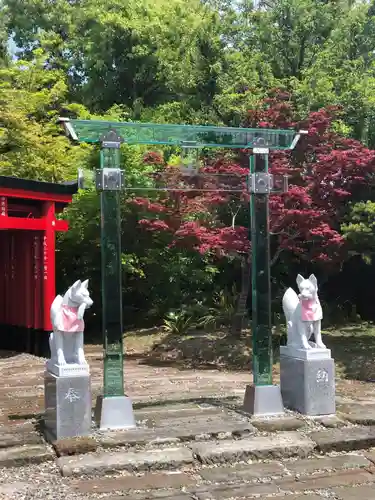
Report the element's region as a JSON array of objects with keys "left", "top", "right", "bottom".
[
  {"left": 293, "top": 1, "right": 375, "bottom": 146},
  {"left": 0, "top": 1, "right": 10, "bottom": 66},
  {"left": 233, "top": 0, "right": 346, "bottom": 80},
  {"left": 4, "top": 0, "right": 226, "bottom": 114},
  {"left": 342, "top": 201, "right": 375, "bottom": 262},
  {"left": 0, "top": 49, "right": 89, "bottom": 181}
]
